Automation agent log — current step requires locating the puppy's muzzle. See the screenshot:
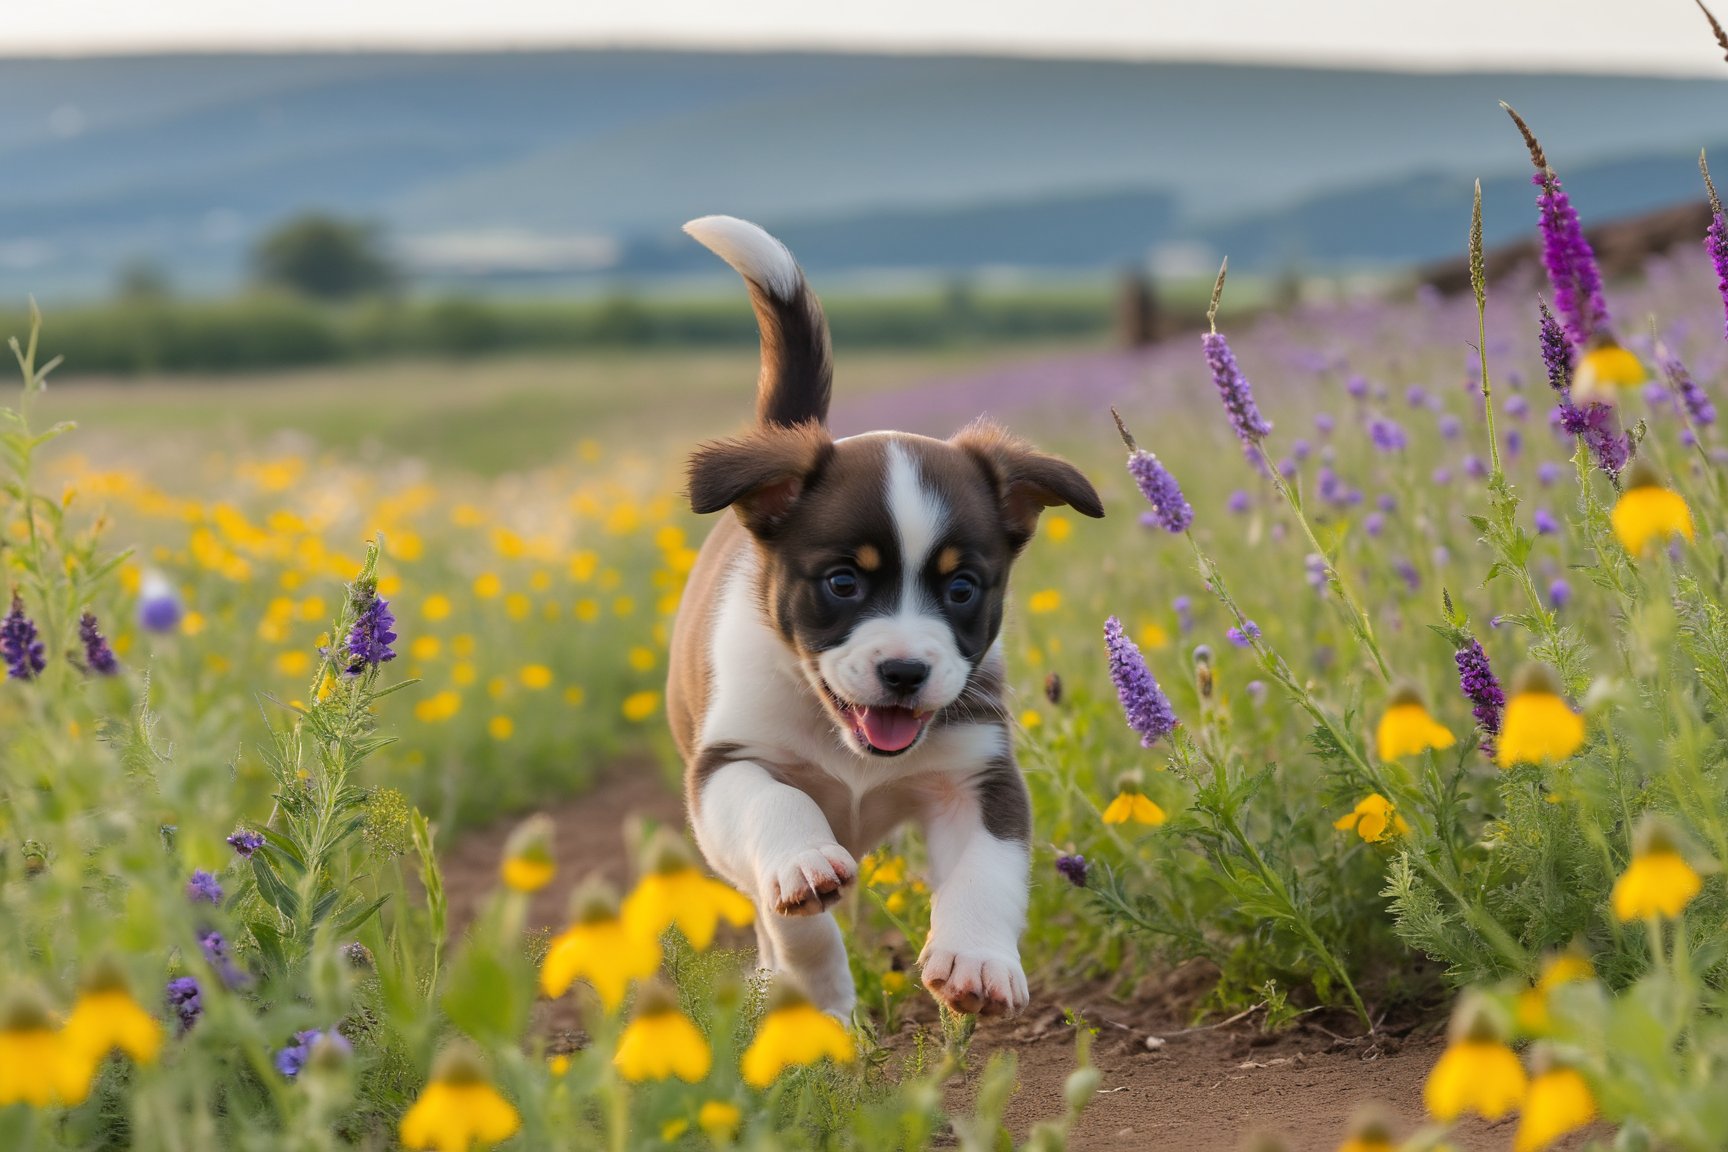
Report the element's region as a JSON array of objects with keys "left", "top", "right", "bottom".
[{"left": 877, "top": 658, "right": 931, "bottom": 698}]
